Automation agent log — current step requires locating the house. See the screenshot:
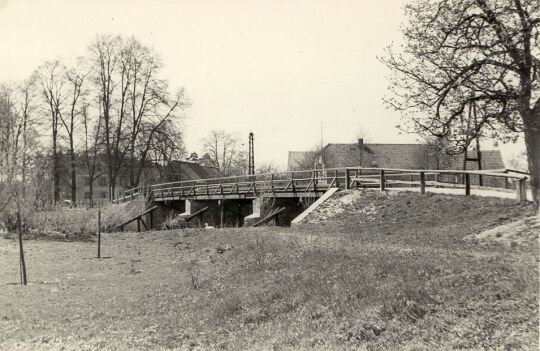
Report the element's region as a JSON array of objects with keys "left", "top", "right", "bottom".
[{"left": 288, "top": 139, "right": 506, "bottom": 187}]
